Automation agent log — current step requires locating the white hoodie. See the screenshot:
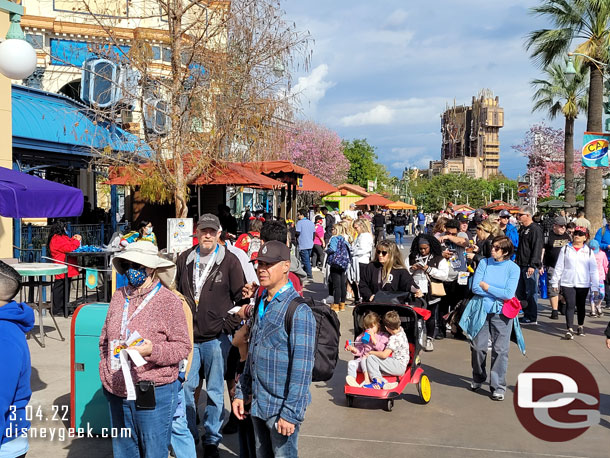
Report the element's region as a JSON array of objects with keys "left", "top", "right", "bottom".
[{"left": 551, "top": 244, "right": 599, "bottom": 291}]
